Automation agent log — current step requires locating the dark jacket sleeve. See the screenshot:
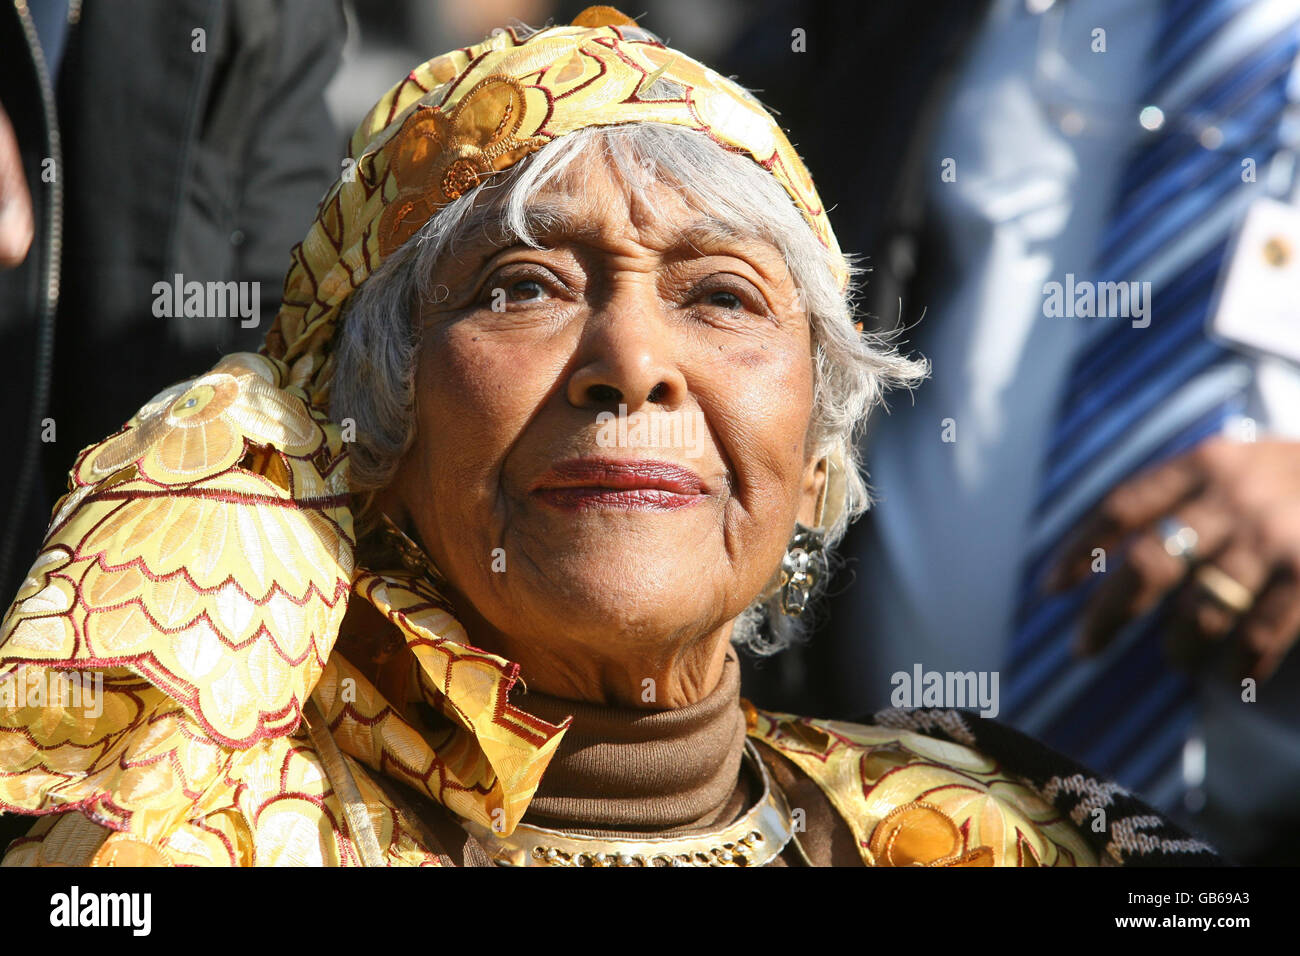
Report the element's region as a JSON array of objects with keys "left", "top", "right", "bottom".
[
  {"left": 0, "top": 0, "right": 345, "bottom": 606},
  {"left": 172, "top": 0, "right": 347, "bottom": 356}
]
